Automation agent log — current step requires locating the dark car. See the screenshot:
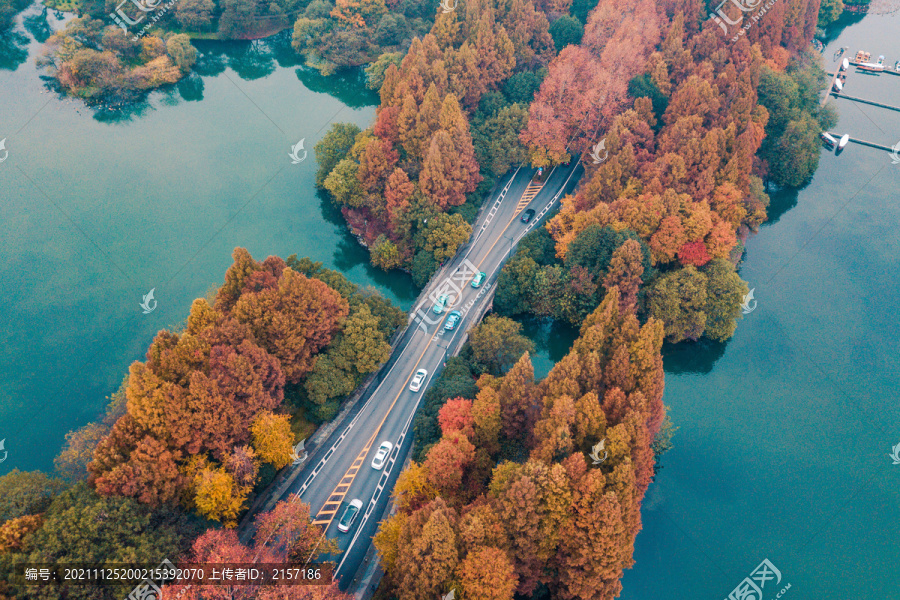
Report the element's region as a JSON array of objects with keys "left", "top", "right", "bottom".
[{"left": 521, "top": 209, "right": 536, "bottom": 223}]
